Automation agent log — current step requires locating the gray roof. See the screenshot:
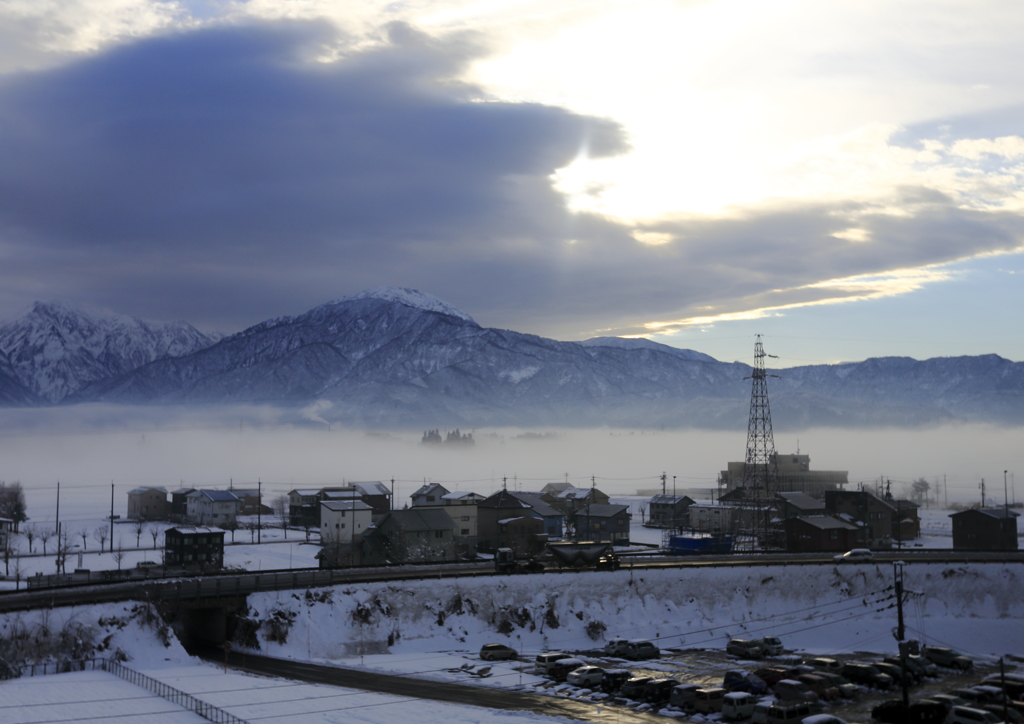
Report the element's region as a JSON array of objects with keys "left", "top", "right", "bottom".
[
  {"left": 950, "top": 507, "right": 1020, "bottom": 520},
  {"left": 412, "top": 483, "right": 449, "bottom": 498},
  {"left": 323, "top": 490, "right": 361, "bottom": 500},
  {"left": 350, "top": 481, "right": 392, "bottom": 497},
  {"left": 188, "top": 489, "right": 239, "bottom": 503},
  {"left": 384, "top": 508, "right": 456, "bottom": 531},
  {"left": 170, "top": 487, "right": 195, "bottom": 495},
  {"left": 322, "top": 500, "right": 373, "bottom": 512},
  {"left": 778, "top": 491, "right": 825, "bottom": 510},
  {"left": 510, "top": 492, "right": 562, "bottom": 518},
  {"left": 580, "top": 503, "right": 630, "bottom": 519},
  {"left": 167, "top": 526, "right": 224, "bottom": 535},
  {"left": 649, "top": 494, "right": 694, "bottom": 506},
  {"left": 480, "top": 489, "right": 532, "bottom": 509},
  {"left": 128, "top": 486, "right": 167, "bottom": 496},
  {"left": 791, "top": 515, "right": 859, "bottom": 531}
]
